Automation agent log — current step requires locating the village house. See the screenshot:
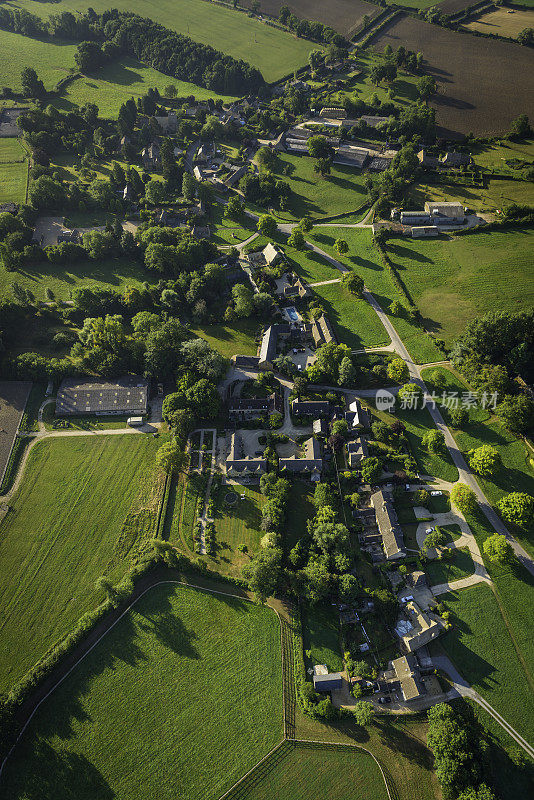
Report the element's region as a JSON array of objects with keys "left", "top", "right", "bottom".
[
  {"left": 142, "top": 141, "right": 161, "bottom": 169},
  {"left": 279, "top": 437, "right": 323, "bottom": 481},
  {"left": 225, "top": 432, "right": 267, "bottom": 479},
  {"left": 411, "top": 225, "right": 439, "bottom": 238},
  {"left": 424, "top": 201, "right": 466, "bottom": 225},
  {"left": 248, "top": 242, "right": 285, "bottom": 269},
  {"left": 292, "top": 399, "right": 331, "bottom": 417},
  {"left": 371, "top": 488, "right": 406, "bottom": 560},
  {"left": 344, "top": 399, "right": 369, "bottom": 430},
  {"left": 395, "top": 600, "right": 444, "bottom": 653},
  {"left": 385, "top": 655, "right": 426, "bottom": 702},
  {"left": 308, "top": 314, "right": 337, "bottom": 348},
  {"left": 228, "top": 392, "right": 282, "bottom": 422},
  {"left": 56, "top": 376, "right": 148, "bottom": 417},
  {"left": 346, "top": 435, "right": 368, "bottom": 468}
]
